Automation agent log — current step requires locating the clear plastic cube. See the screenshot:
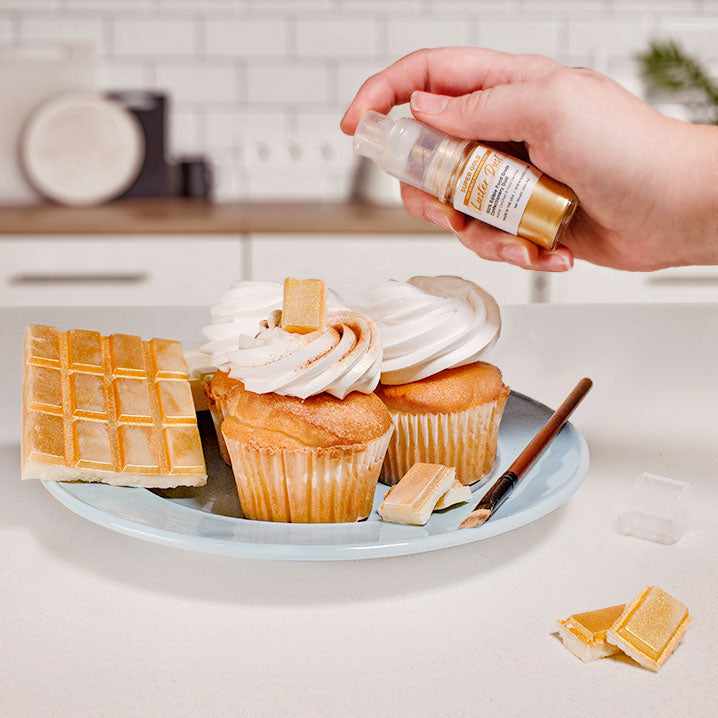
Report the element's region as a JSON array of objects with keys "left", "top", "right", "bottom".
[{"left": 616, "top": 473, "right": 690, "bottom": 545}]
